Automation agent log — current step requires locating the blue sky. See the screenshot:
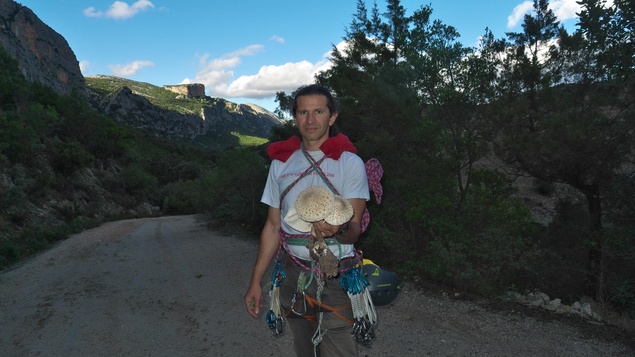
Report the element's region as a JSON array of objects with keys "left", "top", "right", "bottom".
[{"left": 16, "top": 0, "right": 584, "bottom": 112}]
